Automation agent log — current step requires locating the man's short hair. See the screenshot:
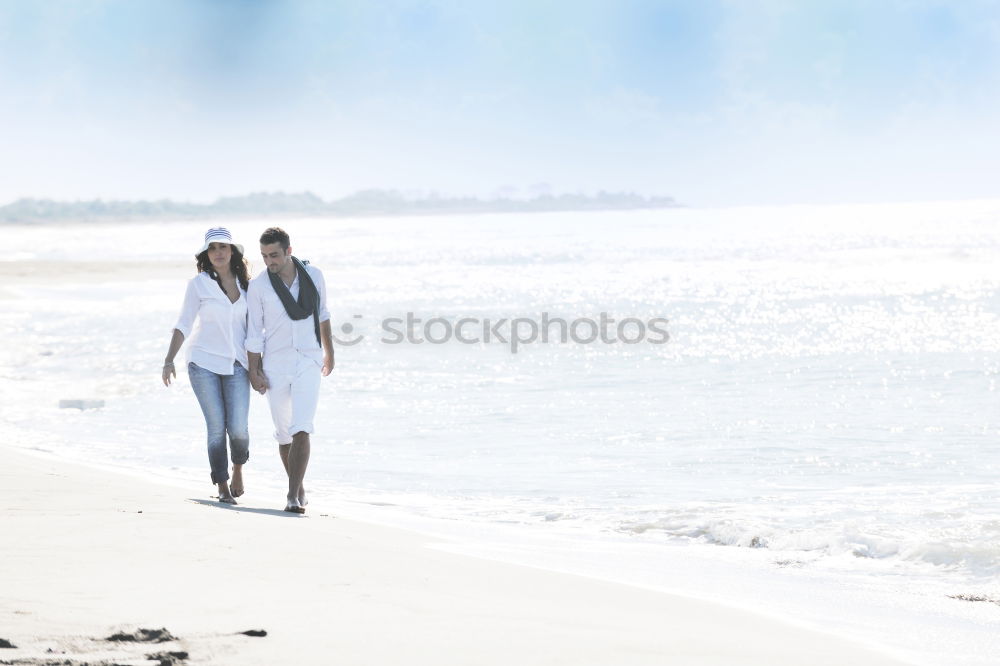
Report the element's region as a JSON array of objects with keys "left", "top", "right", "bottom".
[{"left": 260, "top": 227, "right": 290, "bottom": 251}]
